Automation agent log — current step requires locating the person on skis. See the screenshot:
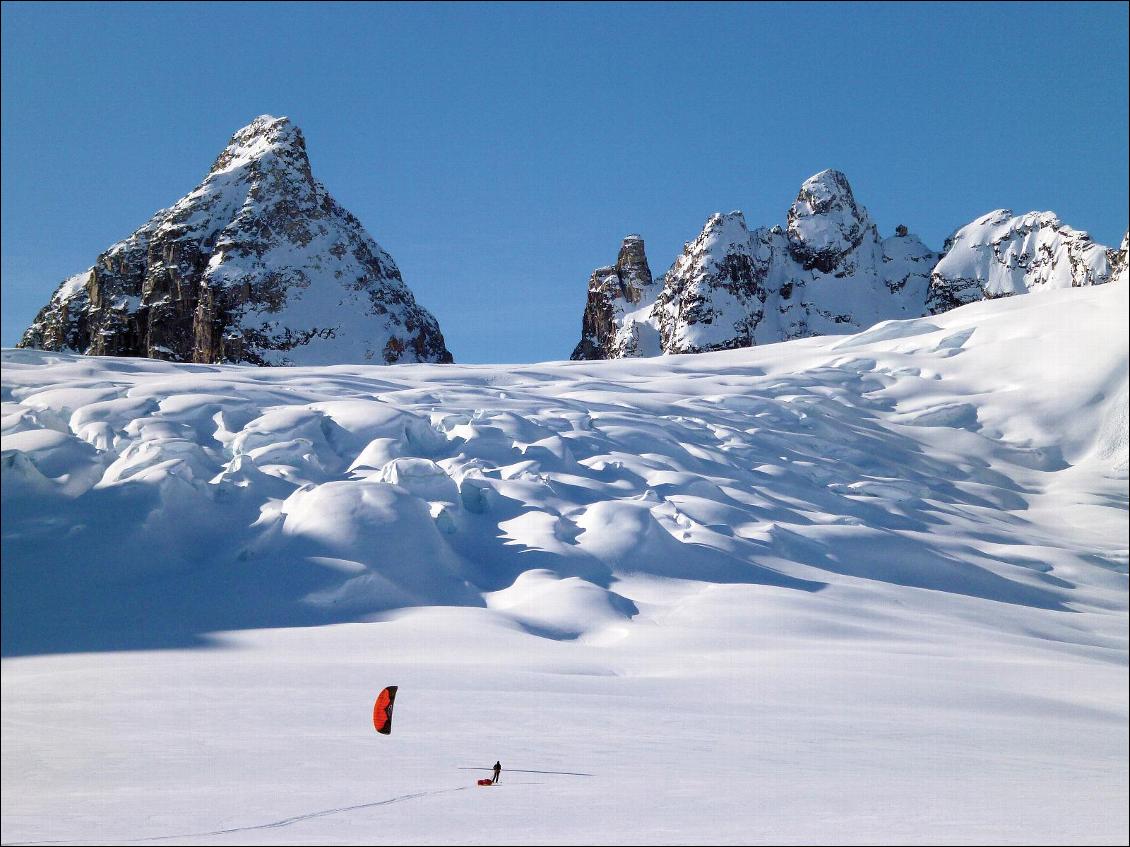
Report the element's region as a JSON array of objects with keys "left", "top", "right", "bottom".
[{"left": 491, "top": 761, "right": 502, "bottom": 784}]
